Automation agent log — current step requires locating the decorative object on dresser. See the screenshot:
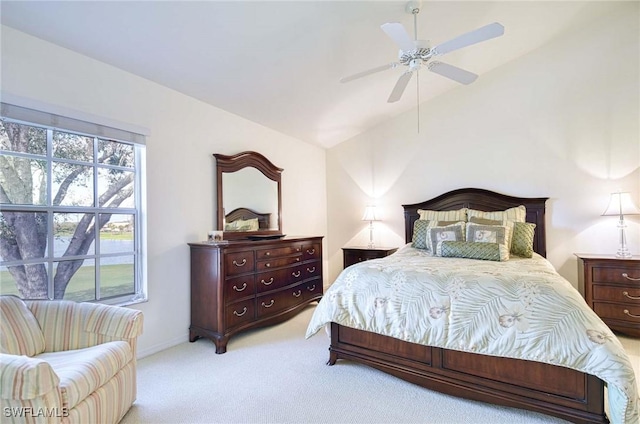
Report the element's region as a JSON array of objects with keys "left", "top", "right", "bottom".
[
  {"left": 189, "top": 236, "right": 323, "bottom": 353},
  {"left": 342, "top": 246, "right": 398, "bottom": 269},
  {"left": 361, "top": 205, "right": 379, "bottom": 248},
  {"left": 601, "top": 191, "right": 640, "bottom": 258},
  {"left": 576, "top": 253, "right": 640, "bottom": 338}
]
